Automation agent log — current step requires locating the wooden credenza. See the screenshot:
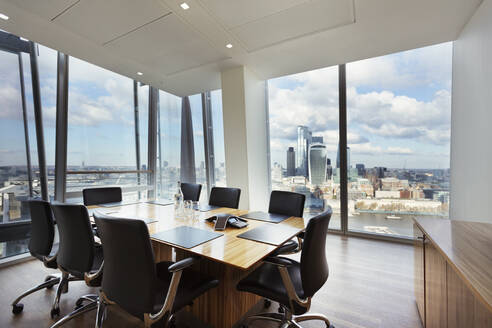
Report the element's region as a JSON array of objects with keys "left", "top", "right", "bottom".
[{"left": 414, "top": 218, "right": 492, "bottom": 328}]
